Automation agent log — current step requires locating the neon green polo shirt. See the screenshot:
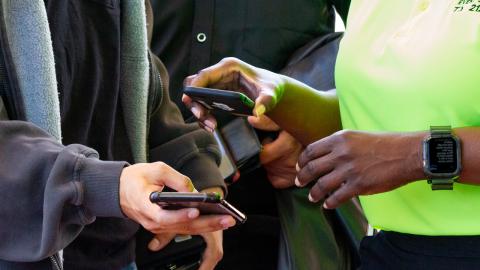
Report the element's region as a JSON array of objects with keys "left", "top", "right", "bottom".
[{"left": 335, "top": 0, "right": 480, "bottom": 235}]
